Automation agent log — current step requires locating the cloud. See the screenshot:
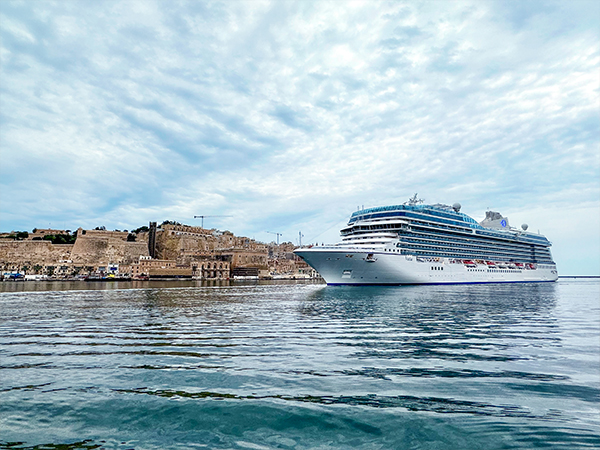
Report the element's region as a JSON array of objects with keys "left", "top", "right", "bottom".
[{"left": 1, "top": 0, "right": 599, "bottom": 274}]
